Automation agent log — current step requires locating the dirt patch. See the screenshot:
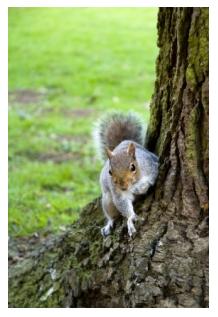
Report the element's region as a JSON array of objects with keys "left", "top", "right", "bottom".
[
  {"left": 34, "top": 151, "right": 79, "bottom": 163},
  {"left": 53, "top": 134, "right": 89, "bottom": 143},
  {"left": 15, "top": 149, "right": 80, "bottom": 163},
  {"left": 41, "top": 183, "right": 73, "bottom": 192},
  {"left": 9, "top": 89, "right": 45, "bottom": 104},
  {"left": 62, "top": 108, "right": 96, "bottom": 118}
]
